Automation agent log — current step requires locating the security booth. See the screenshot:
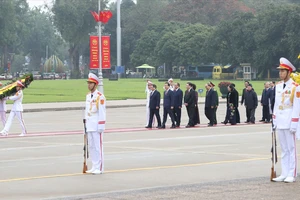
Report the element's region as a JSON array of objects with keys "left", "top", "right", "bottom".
[{"left": 240, "top": 63, "right": 257, "bottom": 81}]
